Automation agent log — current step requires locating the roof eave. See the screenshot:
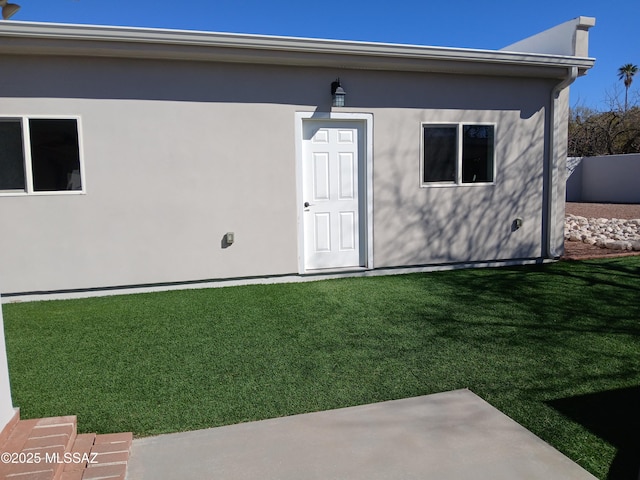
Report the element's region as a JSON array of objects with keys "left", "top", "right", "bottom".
[{"left": 0, "top": 21, "right": 596, "bottom": 78}]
